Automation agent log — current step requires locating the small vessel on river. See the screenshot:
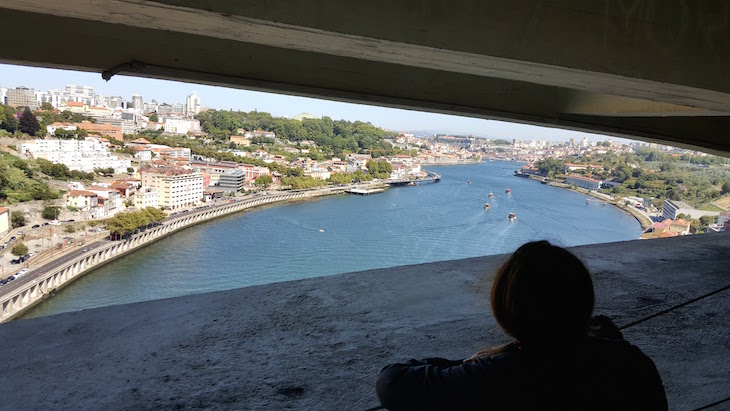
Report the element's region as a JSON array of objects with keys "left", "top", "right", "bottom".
[
  {"left": 509, "top": 212, "right": 516, "bottom": 221},
  {"left": 488, "top": 191, "right": 494, "bottom": 198},
  {"left": 484, "top": 203, "right": 490, "bottom": 210},
  {"left": 506, "top": 188, "right": 511, "bottom": 194}
]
